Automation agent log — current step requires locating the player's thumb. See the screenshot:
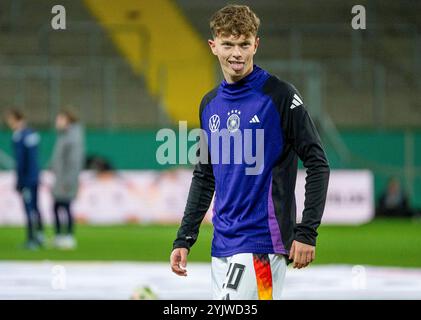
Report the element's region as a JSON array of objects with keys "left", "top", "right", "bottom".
[
  {"left": 170, "top": 249, "right": 178, "bottom": 262},
  {"left": 289, "top": 241, "right": 295, "bottom": 260},
  {"left": 180, "top": 249, "right": 188, "bottom": 268}
]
